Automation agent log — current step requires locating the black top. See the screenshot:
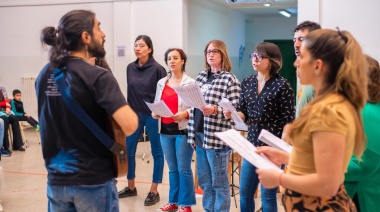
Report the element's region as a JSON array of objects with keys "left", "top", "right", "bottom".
[
  {"left": 193, "top": 71, "right": 215, "bottom": 133},
  {"left": 127, "top": 57, "right": 167, "bottom": 114},
  {"left": 36, "top": 57, "right": 128, "bottom": 186},
  {"left": 238, "top": 74, "right": 295, "bottom": 146}
]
